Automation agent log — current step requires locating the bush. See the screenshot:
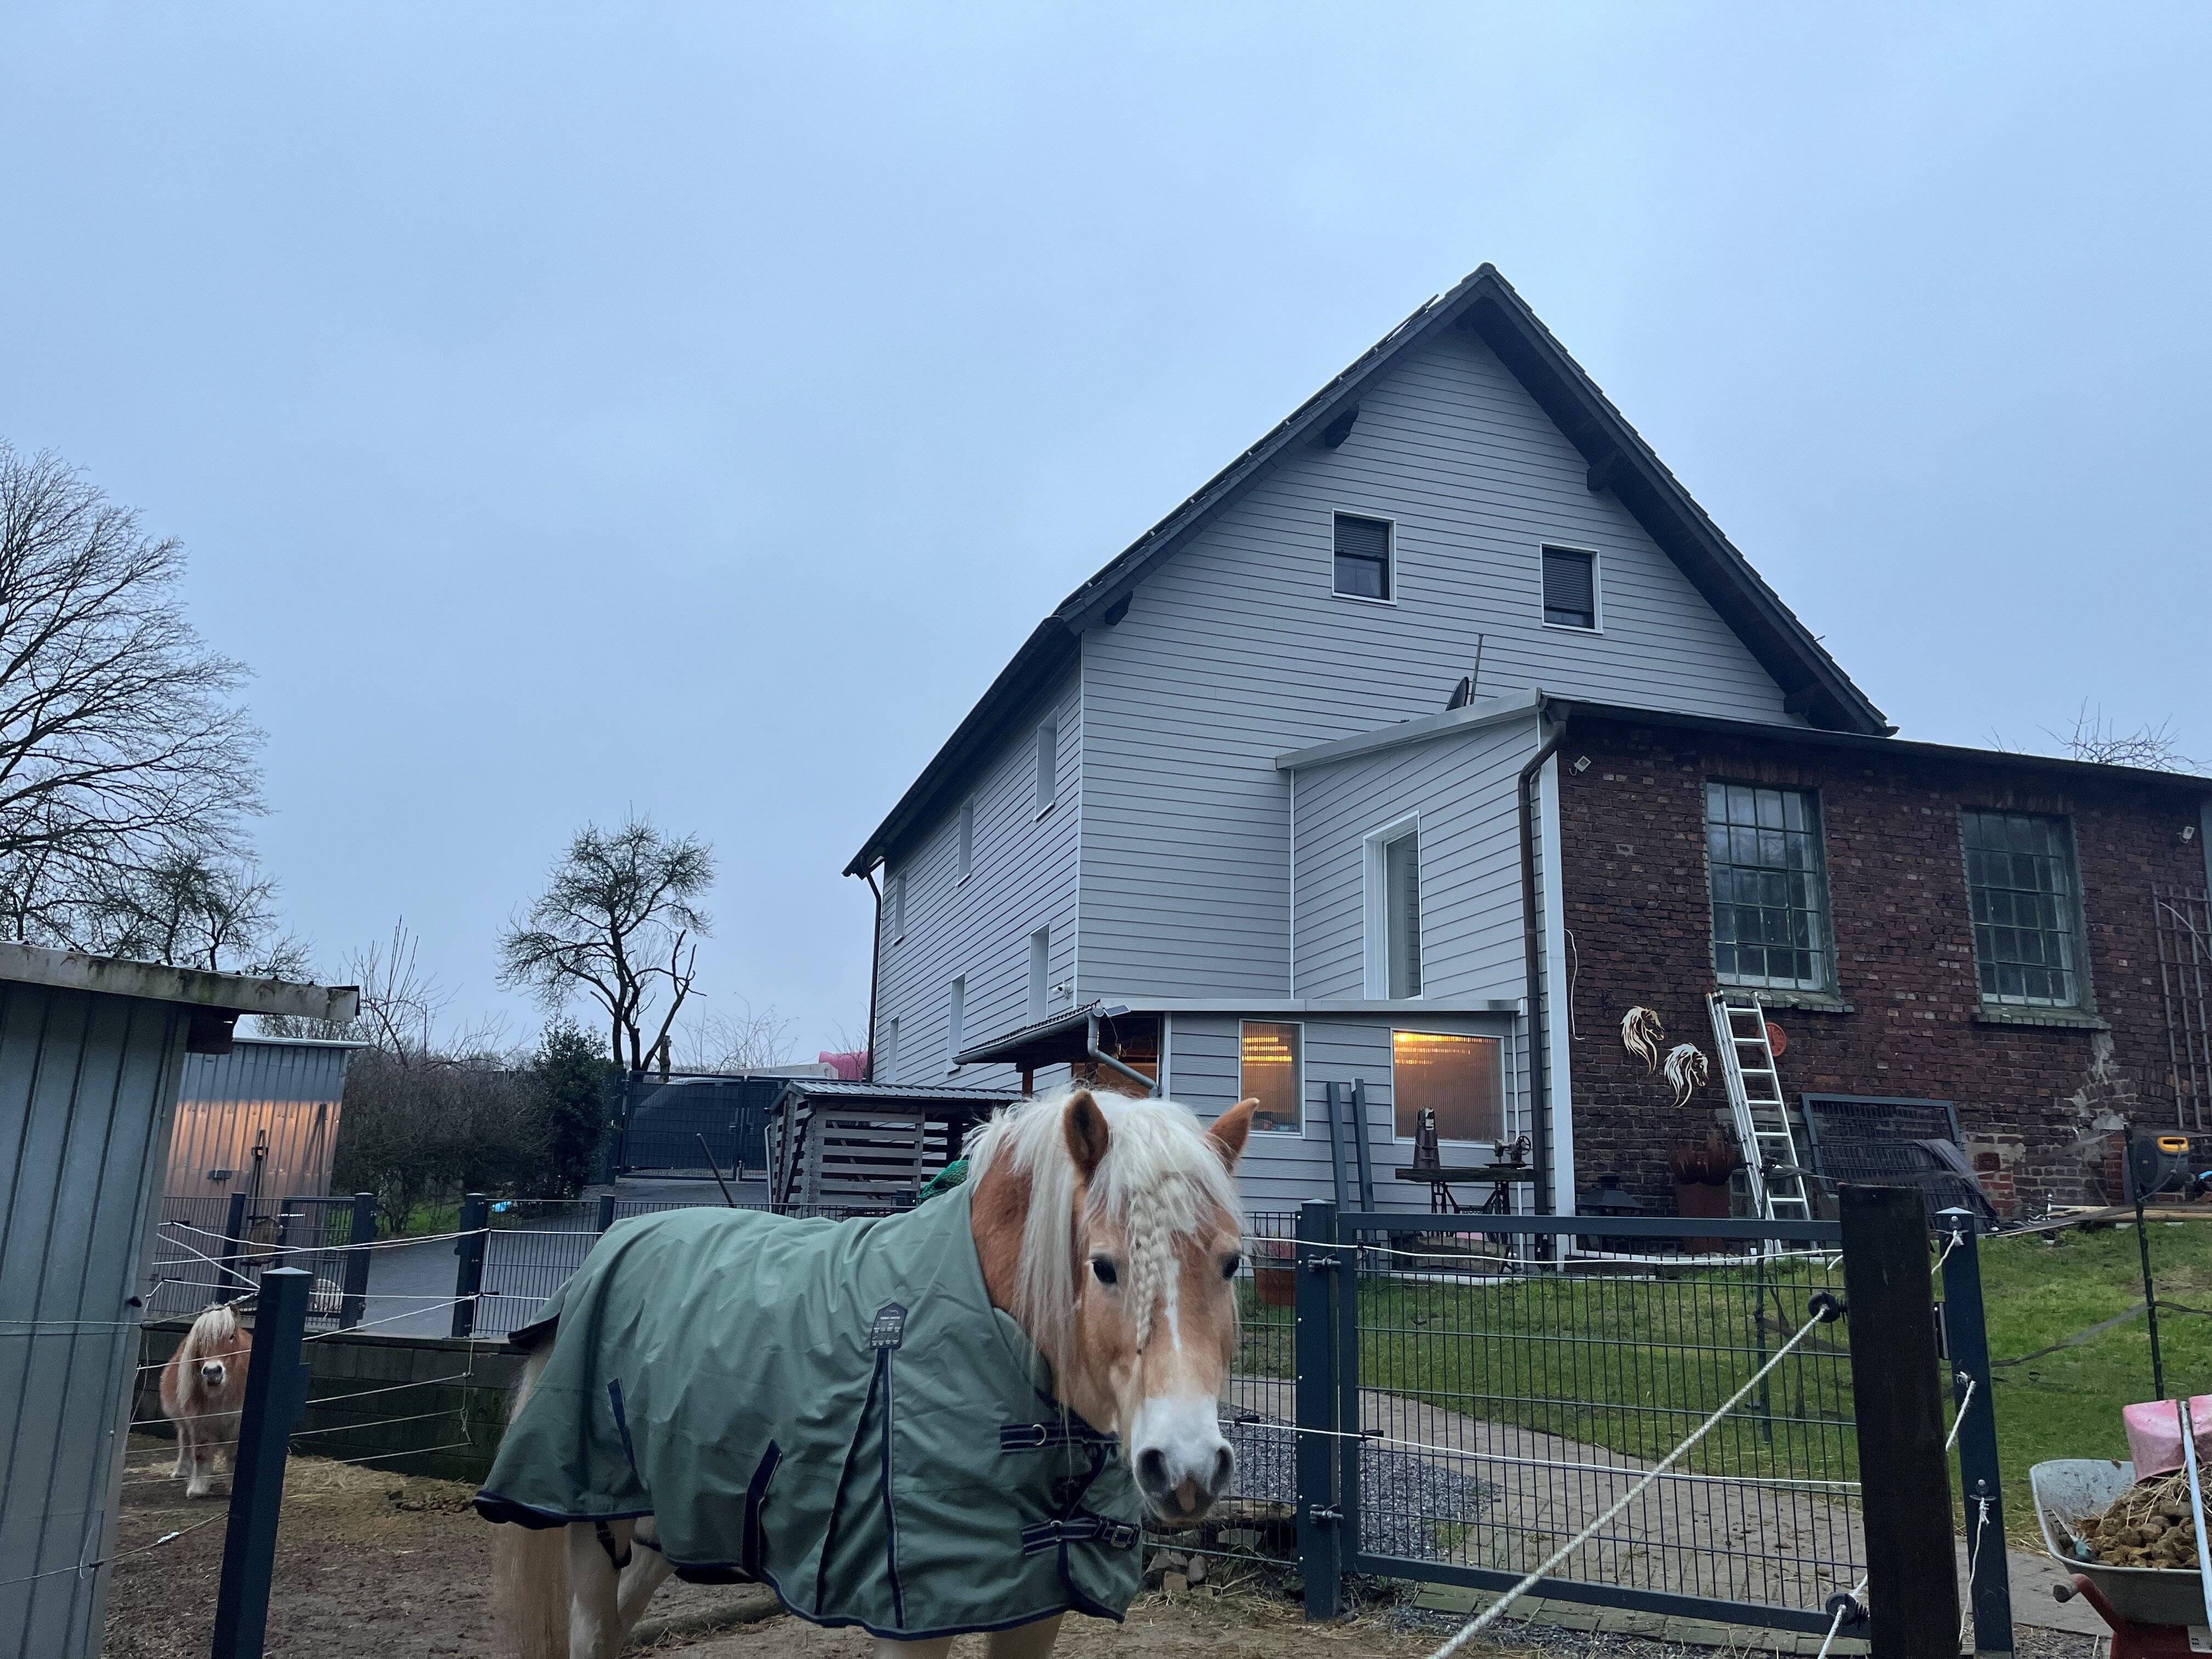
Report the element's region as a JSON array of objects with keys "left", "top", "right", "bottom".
[{"left": 531, "top": 1019, "right": 614, "bottom": 1197}]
